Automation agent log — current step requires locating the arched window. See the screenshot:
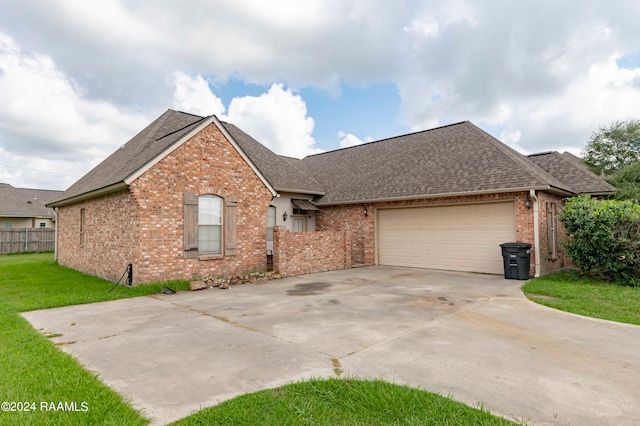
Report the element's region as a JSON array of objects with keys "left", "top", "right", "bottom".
[{"left": 198, "top": 195, "right": 222, "bottom": 255}]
